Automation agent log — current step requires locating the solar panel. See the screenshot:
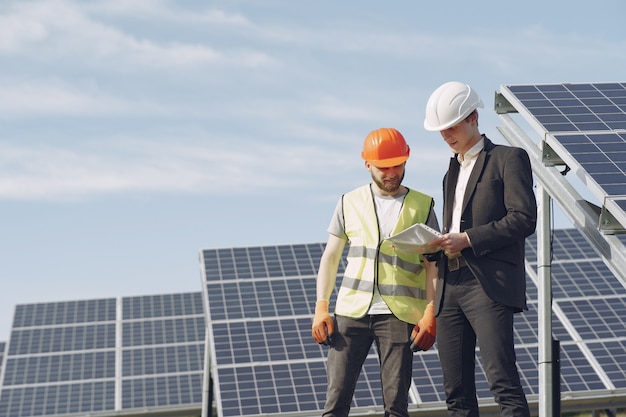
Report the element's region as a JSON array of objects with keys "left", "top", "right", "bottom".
[
  {"left": 0, "top": 292, "right": 205, "bottom": 417},
  {"left": 0, "top": 342, "right": 5, "bottom": 375},
  {"left": 200, "top": 230, "right": 626, "bottom": 417},
  {"left": 499, "top": 83, "right": 626, "bottom": 132},
  {"left": 498, "top": 82, "right": 626, "bottom": 231}
]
